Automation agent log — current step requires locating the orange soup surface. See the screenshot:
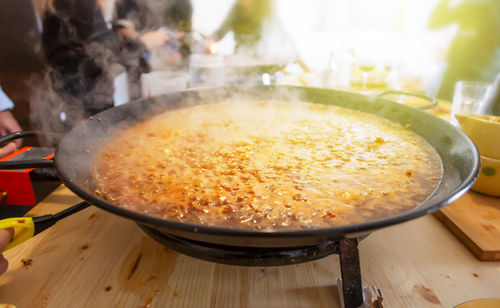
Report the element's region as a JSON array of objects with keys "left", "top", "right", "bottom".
[{"left": 93, "top": 101, "right": 443, "bottom": 230}]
